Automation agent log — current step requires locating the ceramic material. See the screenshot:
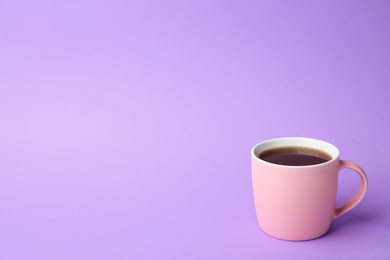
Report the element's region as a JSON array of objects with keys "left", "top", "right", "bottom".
[{"left": 251, "top": 137, "right": 368, "bottom": 241}]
